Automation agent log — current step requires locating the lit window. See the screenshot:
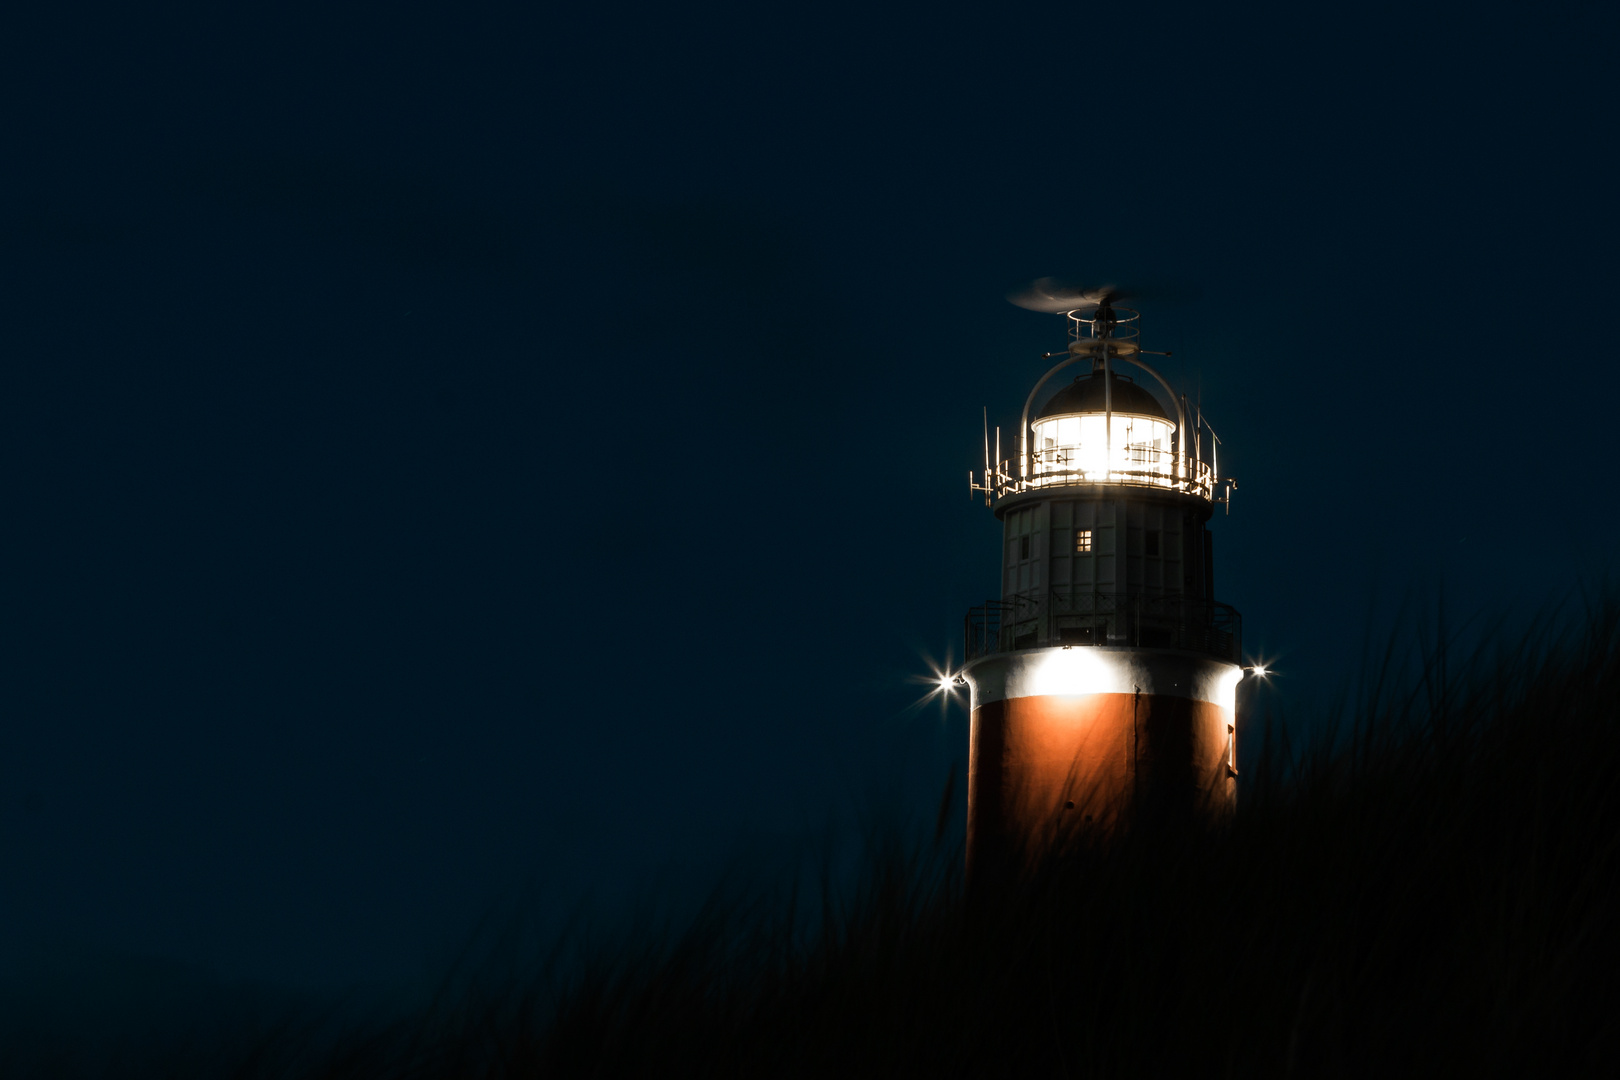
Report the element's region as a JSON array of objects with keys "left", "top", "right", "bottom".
[{"left": 1075, "top": 529, "right": 1091, "bottom": 553}]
